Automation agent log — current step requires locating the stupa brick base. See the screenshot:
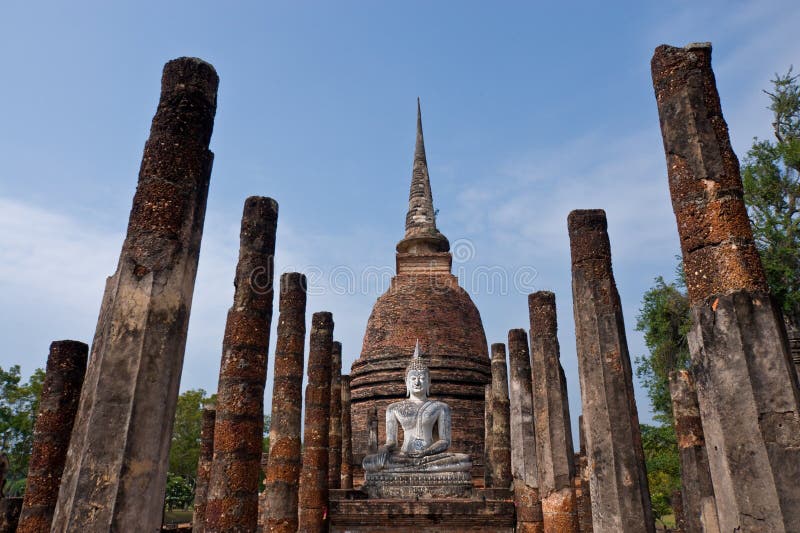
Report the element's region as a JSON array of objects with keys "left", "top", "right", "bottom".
[
  {"left": 362, "top": 471, "right": 472, "bottom": 499},
  {"left": 329, "top": 489, "right": 515, "bottom": 532}
]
